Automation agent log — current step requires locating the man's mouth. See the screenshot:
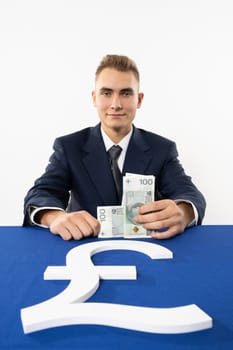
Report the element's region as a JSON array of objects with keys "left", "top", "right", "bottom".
[{"left": 106, "top": 113, "right": 125, "bottom": 117}]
